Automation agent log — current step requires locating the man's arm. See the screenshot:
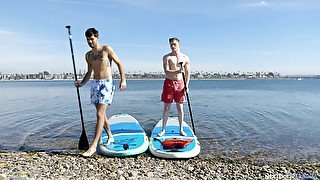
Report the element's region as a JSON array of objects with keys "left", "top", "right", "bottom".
[
  {"left": 75, "top": 53, "right": 92, "bottom": 87},
  {"left": 107, "top": 46, "right": 126, "bottom": 90},
  {"left": 163, "top": 55, "right": 181, "bottom": 75},
  {"left": 184, "top": 56, "right": 191, "bottom": 89}
]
